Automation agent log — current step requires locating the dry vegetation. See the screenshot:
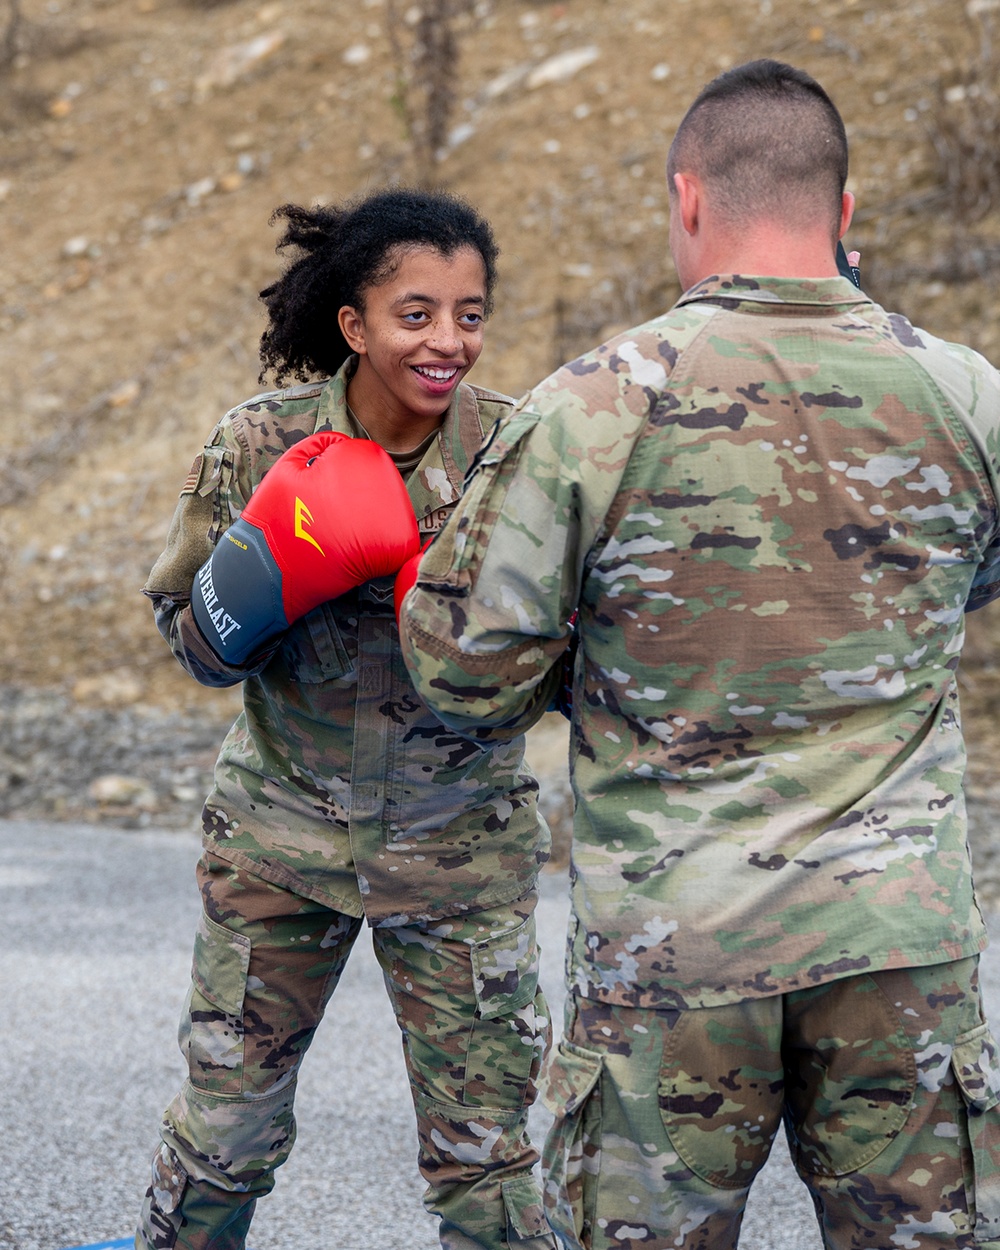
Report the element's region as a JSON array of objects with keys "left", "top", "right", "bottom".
[{"left": 2, "top": 0, "right": 1000, "bottom": 809}]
